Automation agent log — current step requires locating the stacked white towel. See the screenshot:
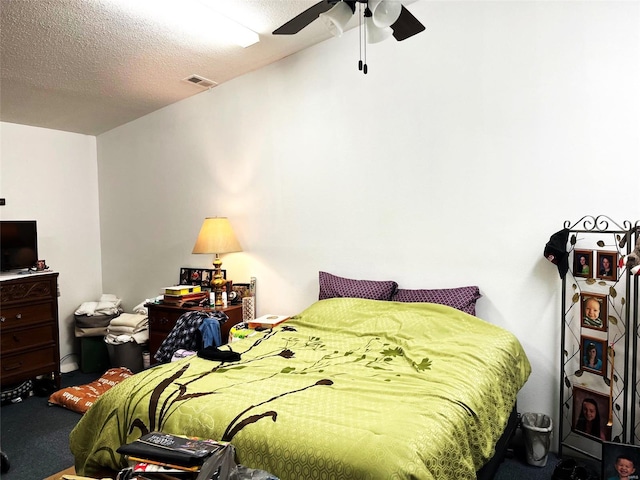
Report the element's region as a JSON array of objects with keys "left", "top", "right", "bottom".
[
  {"left": 75, "top": 294, "right": 123, "bottom": 316},
  {"left": 105, "top": 313, "right": 149, "bottom": 345}
]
